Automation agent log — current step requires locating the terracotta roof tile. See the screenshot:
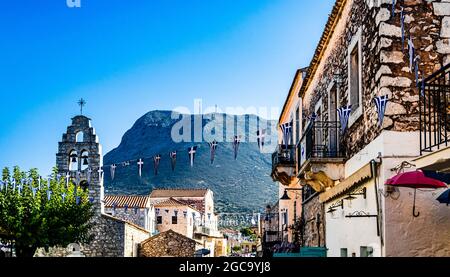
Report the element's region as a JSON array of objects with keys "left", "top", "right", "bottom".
[
  {"left": 104, "top": 195, "right": 150, "bottom": 208},
  {"left": 154, "top": 198, "right": 200, "bottom": 212}
]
